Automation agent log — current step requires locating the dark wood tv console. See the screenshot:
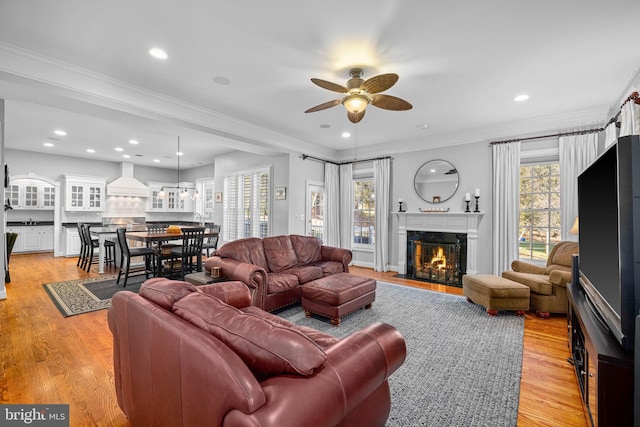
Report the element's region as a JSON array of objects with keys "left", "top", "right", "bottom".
[{"left": 568, "top": 282, "right": 634, "bottom": 426}]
